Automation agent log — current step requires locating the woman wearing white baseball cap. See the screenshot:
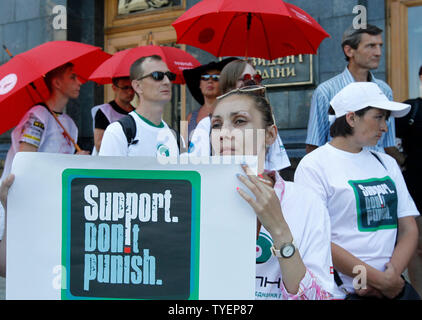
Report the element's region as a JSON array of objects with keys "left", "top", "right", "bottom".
[{"left": 294, "top": 82, "right": 420, "bottom": 300}]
